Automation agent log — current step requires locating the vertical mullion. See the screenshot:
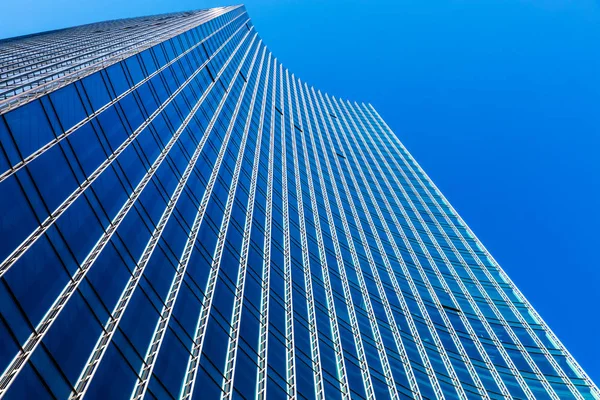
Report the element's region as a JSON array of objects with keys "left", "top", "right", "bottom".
[
  {"left": 277, "top": 64, "right": 297, "bottom": 399},
  {"left": 288, "top": 72, "right": 325, "bottom": 399},
  {"left": 255, "top": 56, "right": 277, "bottom": 400},
  {"left": 220, "top": 48, "right": 271, "bottom": 399}
]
